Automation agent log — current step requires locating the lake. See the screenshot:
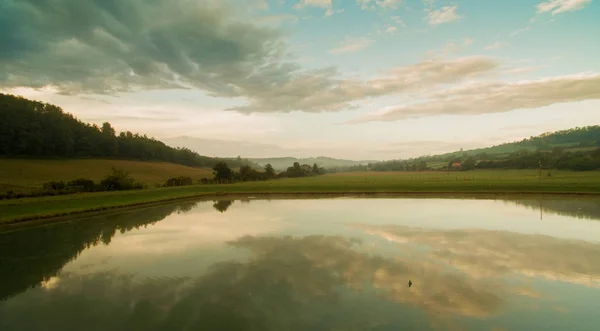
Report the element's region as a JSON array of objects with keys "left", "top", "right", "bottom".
[{"left": 1, "top": 197, "right": 600, "bottom": 331}]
